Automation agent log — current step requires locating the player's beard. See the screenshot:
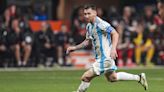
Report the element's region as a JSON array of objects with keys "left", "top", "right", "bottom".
[
  {"left": 85, "top": 17, "right": 95, "bottom": 23},
  {"left": 85, "top": 19, "right": 92, "bottom": 23},
  {"left": 84, "top": 18, "right": 90, "bottom": 23}
]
